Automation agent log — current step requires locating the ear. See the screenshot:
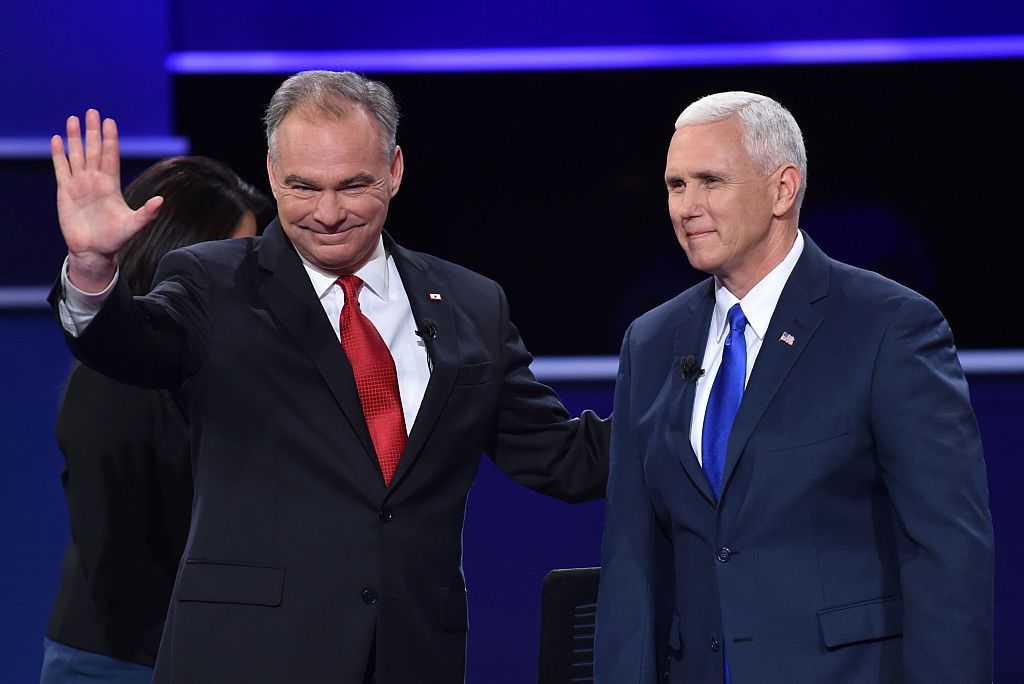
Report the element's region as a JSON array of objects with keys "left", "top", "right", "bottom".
[
  {"left": 772, "top": 163, "right": 801, "bottom": 217},
  {"left": 266, "top": 154, "right": 279, "bottom": 200},
  {"left": 388, "top": 146, "right": 404, "bottom": 198}
]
